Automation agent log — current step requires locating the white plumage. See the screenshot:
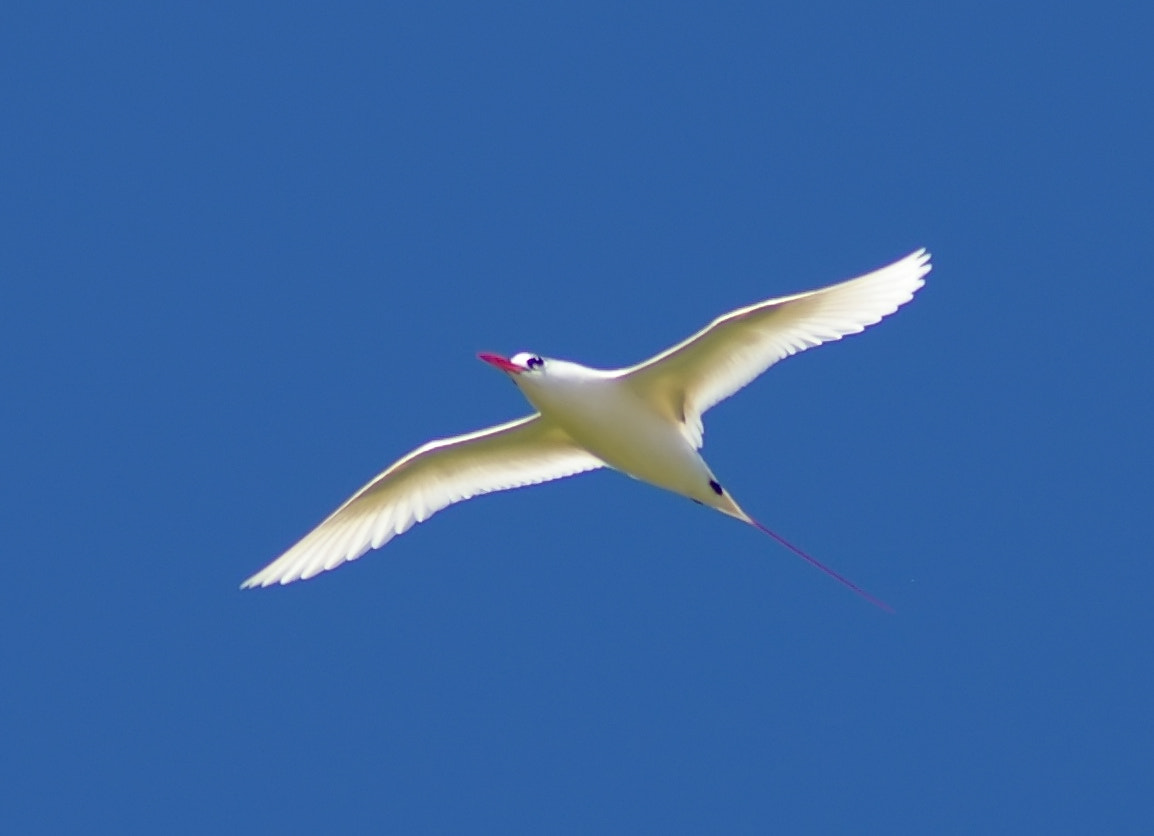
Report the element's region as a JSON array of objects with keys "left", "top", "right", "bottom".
[{"left": 243, "top": 249, "right": 930, "bottom": 605}]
